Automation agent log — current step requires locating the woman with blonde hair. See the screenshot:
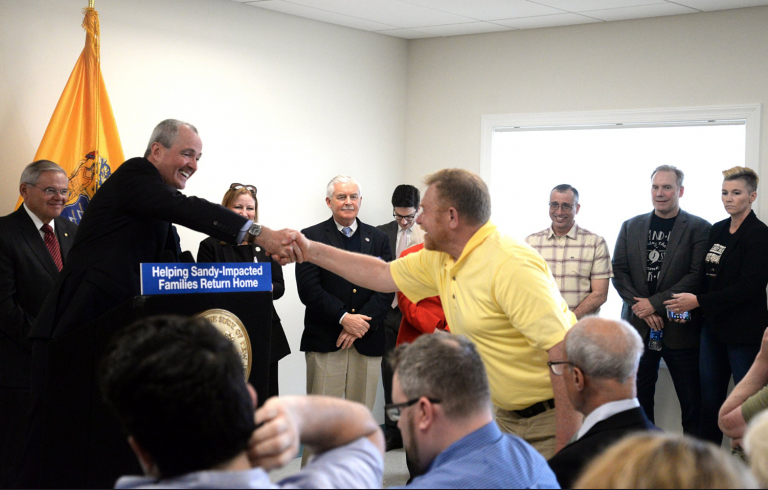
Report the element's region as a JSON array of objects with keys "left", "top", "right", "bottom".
[
  {"left": 197, "top": 183, "right": 290, "bottom": 398},
  {"left": 744, "top": 410, "right": 768, "bottom": 488},
  {"left": 666, "top": 166, "right": 768, "bottom": 445},
  {"left": 574, "top": 433, "right": 755, "bottom": 489}
]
